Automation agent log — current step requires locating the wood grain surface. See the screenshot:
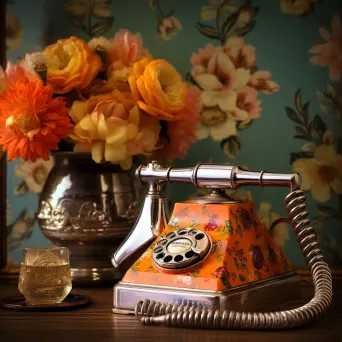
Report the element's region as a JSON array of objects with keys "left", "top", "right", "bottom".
[{"left": 0, "top": 278, "right": 341, "bottom": 342}]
